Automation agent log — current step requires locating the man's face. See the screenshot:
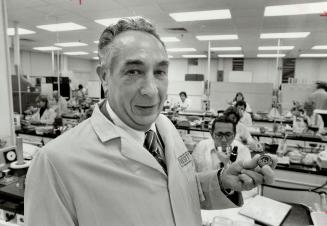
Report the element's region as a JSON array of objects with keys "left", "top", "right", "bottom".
[
  {"left": 236, "top": 94, "right": 243, "bottom": 101},
  {"left": 305, "top": 107, "right": 314, "bottom": 116},
  {"left": 212, "top": 122, "right": 235, "bottom": 149},
  {"left": 102, "top": 31, "right": 169, "bottom": 131},
  {"left": 237, "top": 105, "right": 245, "bottom": 116},
  {"left": 227, "top": 114, "right": 237, "bottom": 124},
  {"left": 180, "top": 94, "right": 186, "bottom": 102}
]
